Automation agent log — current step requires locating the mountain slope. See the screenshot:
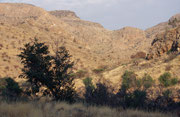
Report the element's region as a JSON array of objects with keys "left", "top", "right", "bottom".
[{"left": 0, "top": 3, "right": 180, "bottom": 95}]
